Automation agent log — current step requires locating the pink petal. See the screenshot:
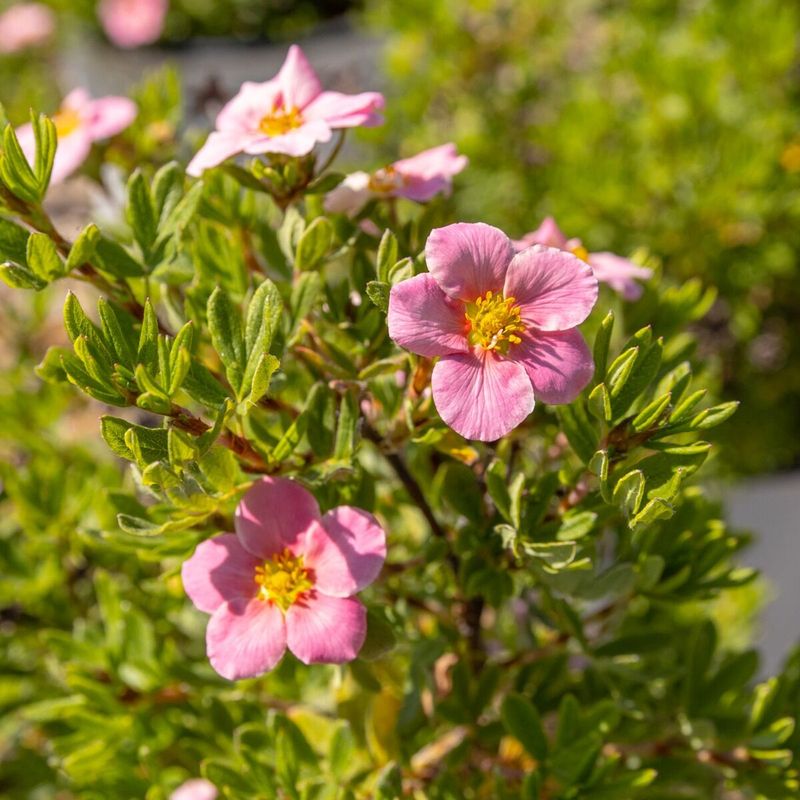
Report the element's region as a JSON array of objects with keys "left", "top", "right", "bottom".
[
  {"left": 588, "top": 252, "right": 652, "bottom": 301},
  {"left": 215, "top": 80, "right": 281, "bottom": 133},
  {"left": 170, "top": 779, "right": 218, "bottom": 800},
  {"left": 51, "top": 130, "right": 93, "bottom": 184},
  {"left": 515, "top": 328, "right": 594, "bottom": 404},
  {"left": 277, "top": 45, "right": 322, "bottom": 109},
  {"left": 0, "top": 3, "right": 54, "bottom": 54},
  {"left": 234, "top": 477, "right": 321, "bottom": 559},
  {"left": 181, "top": 533, "right": 260, "bottom": 614},
  {"left": 83, "top": 96, "right": 137, "bottom": 140},
  {"left": 388, "top": 273, "right": 469, "bottom": 357},
  {"left": 302, "top": 507, "right": 387, "bottom": 597},
  {"left": 303, "top": 90, "right": 385, "bottom": 128},
  {"left": 394, "top": 143, "right": 468, "bottom": 199},
  {"left": 323, "top": 171, "right": 373, "bottom": 215},
  {"left": 206, "top": 597, "right": 287, "bottom": 680},
  {"left": 61, "top": 88, "right": 92, "bottom": 112},
  {"left": 504, "top": 245, "right": 598, "bottom": 331},
  {"left": 285, "top": 593, "right": 366, "bottom": 664},
  {"left": 431, "top": 351, "right": 535, "bottom": 441},
  {"left": 186, "top": 130, "right": 255, "bottom": 176},
  {"left": 243, "top": 120, "right": 332, "bottom": 158},
  {"left": 99, "top": 0, "right": 167, "bottom": 49},
  {"left": 396, "top": 175, "right": 452, "bottom": 203},
  {"left": 425, "top": 222, "right": 514, "bottom": 301},
  {"left": 513, "top": 216, "right": 569, "bottom": 251}
]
